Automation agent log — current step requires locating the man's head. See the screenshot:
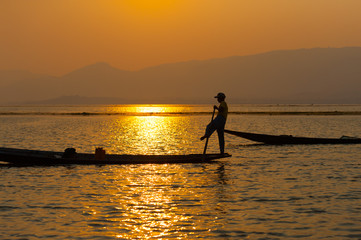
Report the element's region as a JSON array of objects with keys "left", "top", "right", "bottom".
[{"left": 214, "top": 92, "right": 226, "bottom": 102}]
